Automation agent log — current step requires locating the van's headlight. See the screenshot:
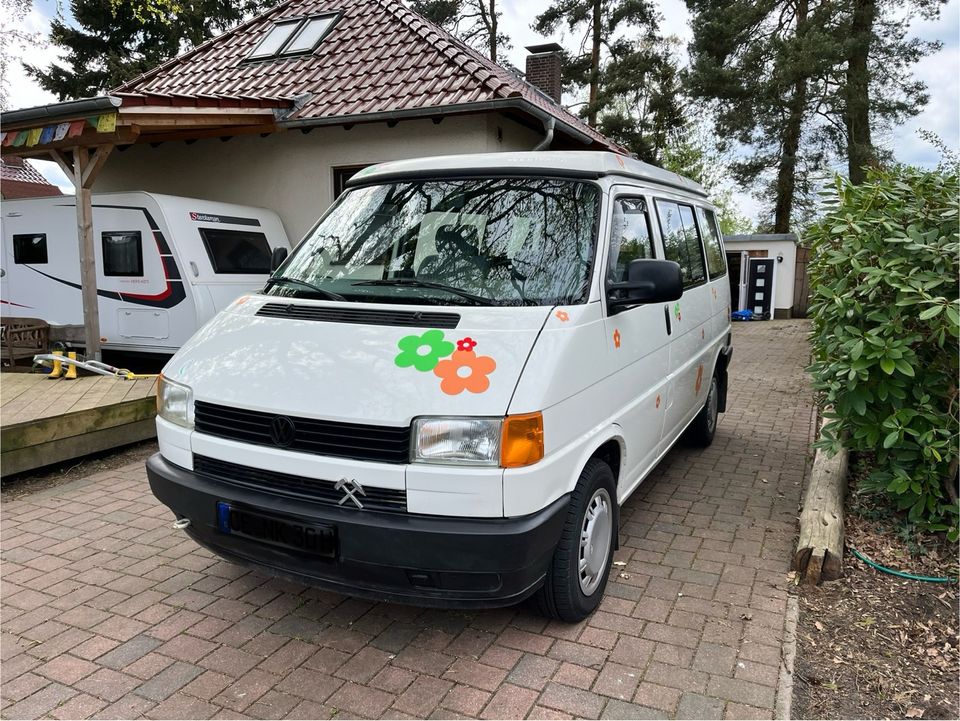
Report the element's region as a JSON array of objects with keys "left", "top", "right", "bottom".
[
  {"left": 412, "top": 417, "right": 501, "bottom": 466},
  {"left": 157, "top": 375, "right": 194, "bottom": 429},
  {"left": 412, "top": 412, "right": 544, "bottom": 468}
]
